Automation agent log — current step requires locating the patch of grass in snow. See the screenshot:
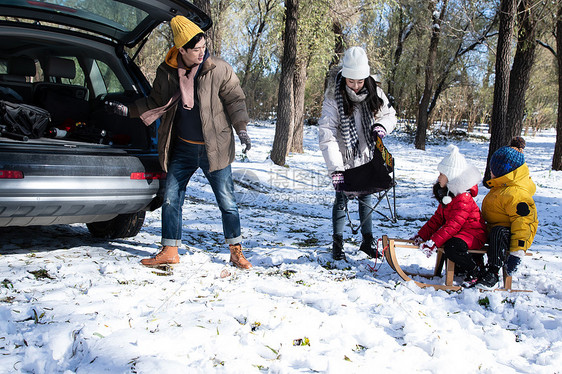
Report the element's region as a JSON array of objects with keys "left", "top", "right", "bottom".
[
  {"left": 501, "top": 298, "right": 515, "bottom": 307},
  {"left": 321, "top": 261, "right": 352, "bottom": 271},
  {"left": 478, "top": 296, "right": 490, "bottom": 309},
  {"left": 294, "top": 237, "right": 319, "bottom": 247},
  {"left": 28, "top": 269, "right": 54, "bottom": 280},
  {"left": 353, "top": 344, "right": 367, "bottom": 352},
  {"left": 292, "top": 337, "right": 310, "bottom": 346},
  {"left": 251, "top": 321, "right": 261, "bottom": 331},
  {"left": 1, "top": 278, "right": 13, "bottom": 289},
  {"left": 265, "top": 345, "right": 280, "bottom": 359},
  {"left": 288, "top": 228, "right": 308, "bottom": 233}
]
